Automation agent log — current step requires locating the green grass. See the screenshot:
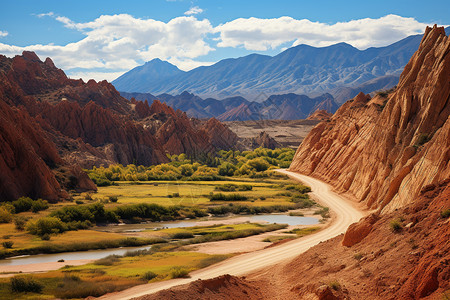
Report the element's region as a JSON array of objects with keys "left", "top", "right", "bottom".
[{"left": 284, "top": 226, "right": 321, "bottom": 237}]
